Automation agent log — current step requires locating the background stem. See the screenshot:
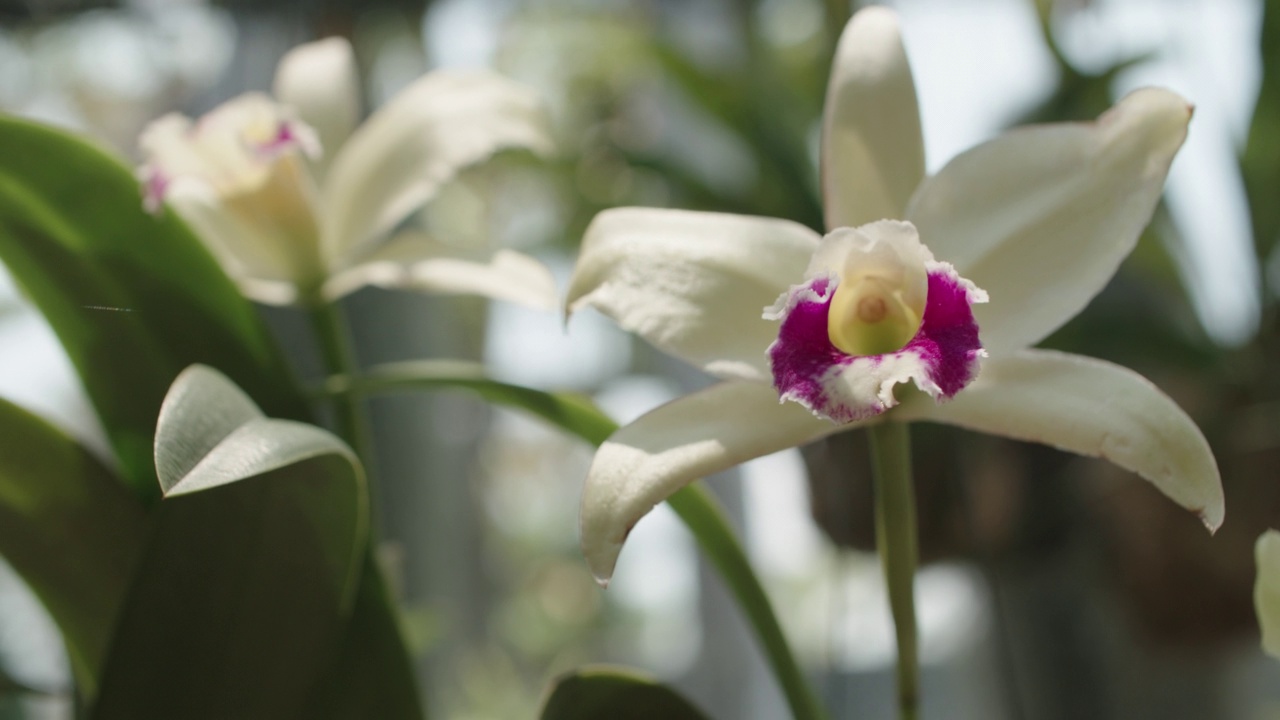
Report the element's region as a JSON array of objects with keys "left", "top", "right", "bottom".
[
  {"left": 868, "top": 421, "right": 919, "bottom": 720},
  {"left": 305, "top": 297, "right": 374, "bottom": 468}
]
